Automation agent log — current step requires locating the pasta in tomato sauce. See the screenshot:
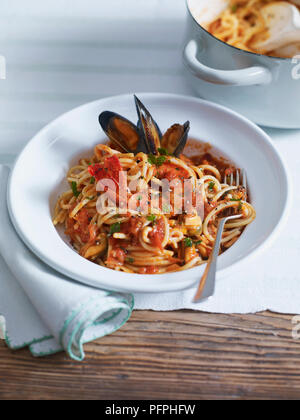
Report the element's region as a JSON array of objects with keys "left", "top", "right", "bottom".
[{"left": 53, "top": 141, "right": 256, "bottom": 275}]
